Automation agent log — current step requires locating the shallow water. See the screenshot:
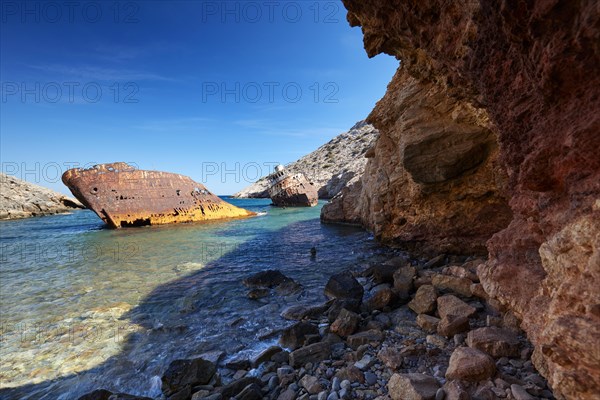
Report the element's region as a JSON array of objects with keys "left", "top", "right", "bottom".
[{"left": 0, "top": 198, "right": 387, "bottom": 399}]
